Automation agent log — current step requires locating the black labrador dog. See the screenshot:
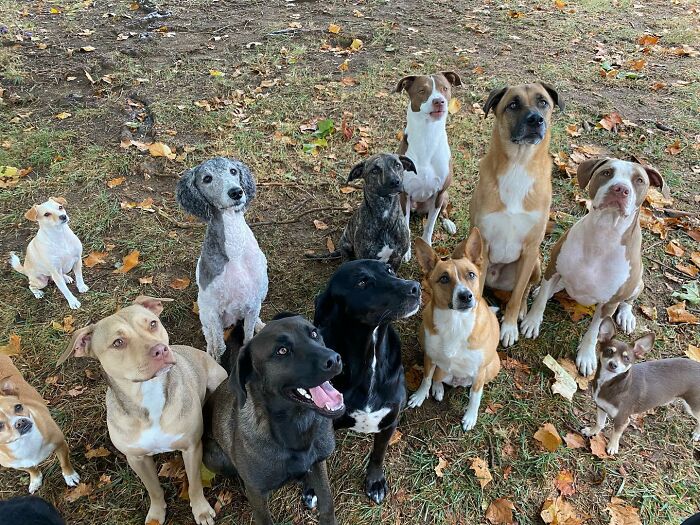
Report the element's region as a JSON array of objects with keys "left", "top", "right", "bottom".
[
  {"left": 203, "top": 314, "right": 344, "bottom": 525},
  {"left": 0, "top": 496, "right": 65, "bottom": 525},
  {"left": 314, "top": 259, "right": 420, "bottom": 503}
]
